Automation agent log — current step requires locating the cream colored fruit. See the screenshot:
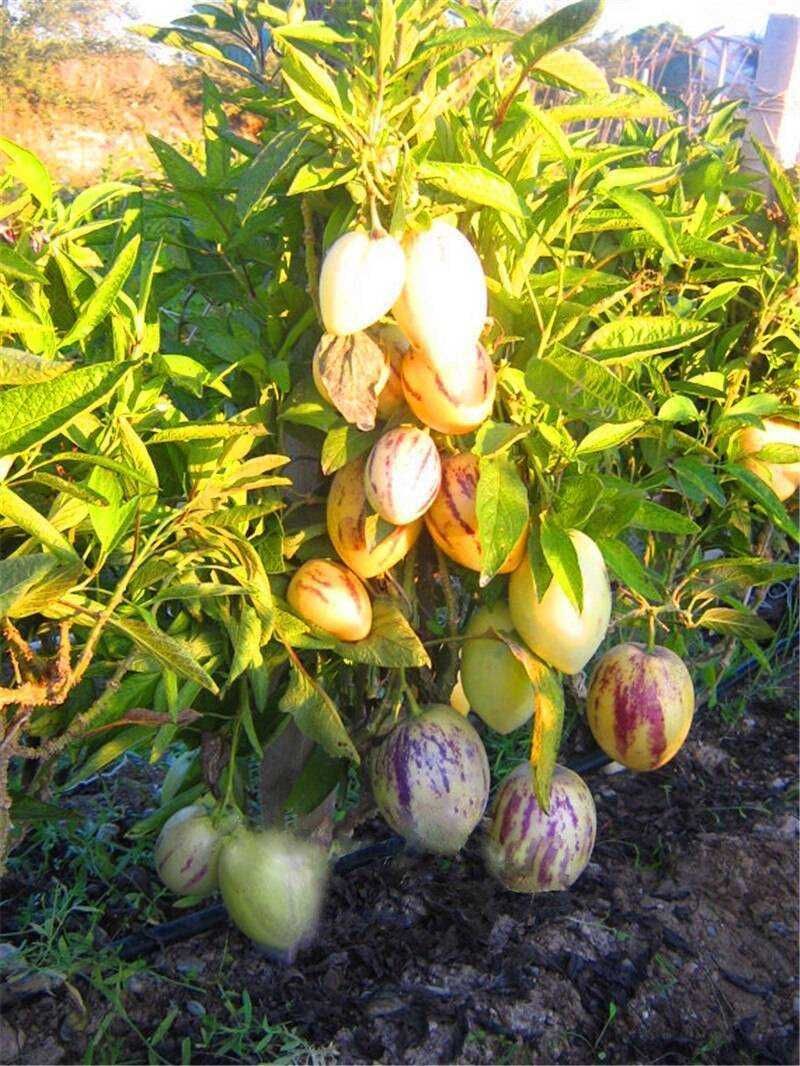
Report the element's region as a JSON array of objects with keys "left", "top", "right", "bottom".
[
  {"left": 738, "top": 418, "right": 800, "bottom": 502},
  {"left": 319, "top": 228, "right": 406, "bottom": 336},
  {"left": 401, "top": 342, "right": 495, "bottom": 435},
  {"left": 461, "top": 603, "right": 534, "bottom": 734},
  {"left": 392, "top": 220, "right": 487, "bottom": 368},
  {"left": 509, "top": 530, "right": 611, "bottom": 675},
  {"left": 586, "top": 643, "right": 694, "bottom": 771},
  {"left": 364, "top": 426, "right": 441, "bottom": 525},
  {"left": 327, "top": 455, "right": 422, "bottom": 579},
  {"left": 371, "top": 323, "right": 409, "bottom": 419},
  {"left": 287, "top": 558, "right": 372, "bottom": 642},
  {"left": 425, "top": 452, "right": 527, "bottom": 574}
]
